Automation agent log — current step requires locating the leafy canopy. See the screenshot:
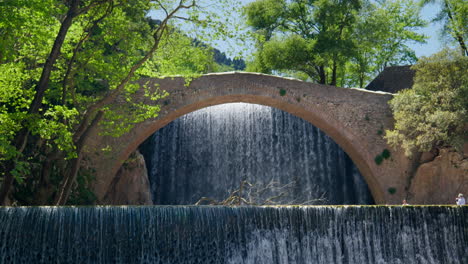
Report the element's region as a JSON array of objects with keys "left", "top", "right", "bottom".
[
  {"left": 348, "top": 0, "right": 427, "bottom": 87},
  {"left": 0, "top": 0, "right": 240, "bottom": 205},
  {"left": 244, "top": 0, "right": 426, "bottom": 87}
]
